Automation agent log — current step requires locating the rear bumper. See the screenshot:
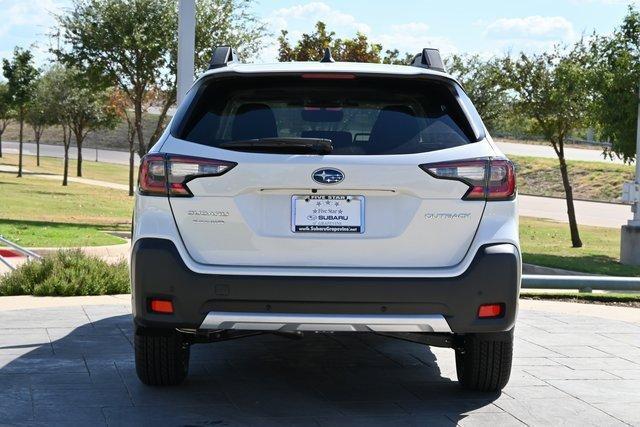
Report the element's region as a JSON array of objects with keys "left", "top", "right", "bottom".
[{"left": 131, "top": 239, "right": 521, "bottom": 334}]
